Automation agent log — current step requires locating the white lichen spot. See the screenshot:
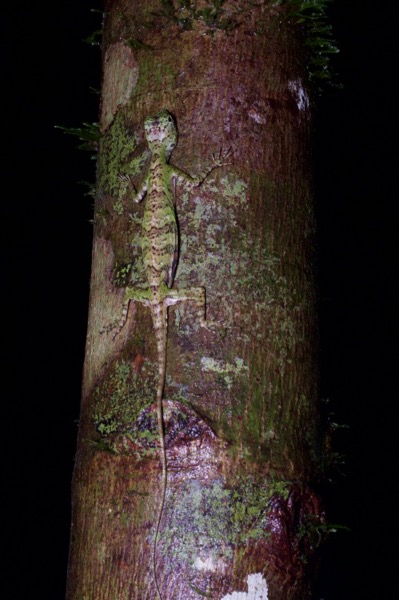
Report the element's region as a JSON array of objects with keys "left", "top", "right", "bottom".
[
  {"left": 288, "top": 79, "right": 309, "bottom": 112},
  {"left": 194, "top": 553, "right": 227, "bottom": 572},
  {"left": 201, "top": 356, "right": 248, "bottom": 389},
  {"left": 221, "top": 573, "right": 269, "bottom": 600},
  {"left": 248, "top": 108, "right": 267, "bottom": 124}
]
